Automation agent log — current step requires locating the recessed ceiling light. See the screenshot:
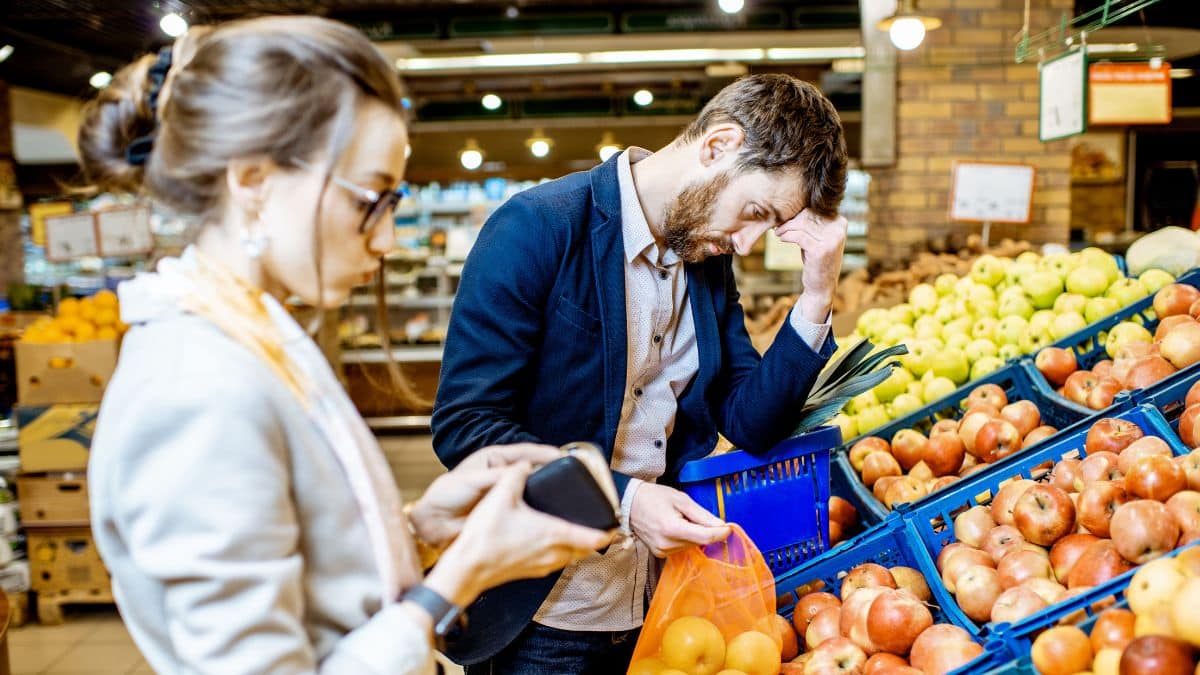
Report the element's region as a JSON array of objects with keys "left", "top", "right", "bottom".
[
  {"left": 633, "top": 89, "right": 654, "bottom": 106},
  {"left": 90, "top": 71, "right": 113, "bottom": 89},
  {"left": 481, "top": 93, "right": 503, "bottom": 110},
  {"left": 718, "top": 0, "right": 745, "bottom": 14},
  {"left": 0, "top": 45, "right": 14, "bottom": 64},
  {"left": 459, "top": 139, "right": 484, "bottom": 170},
  {"left": 160, "top": 12, "right": 189, "bottom": 38}
]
